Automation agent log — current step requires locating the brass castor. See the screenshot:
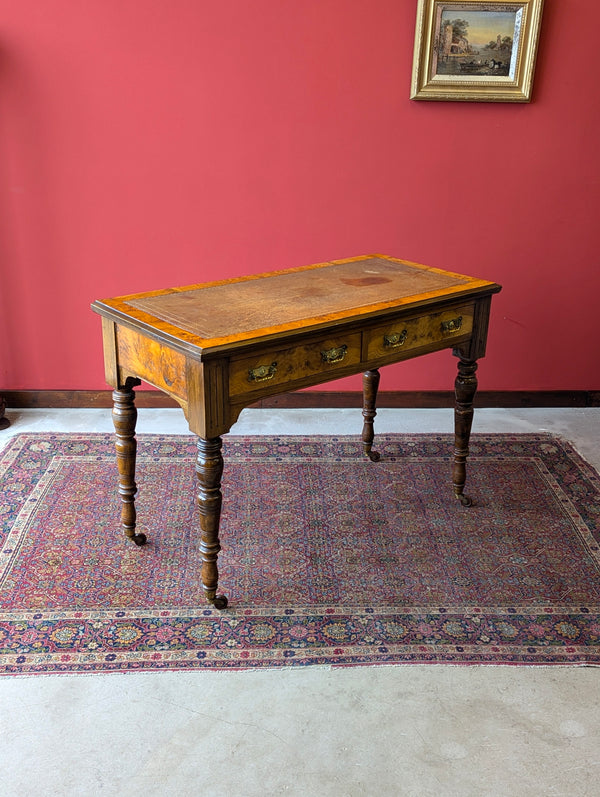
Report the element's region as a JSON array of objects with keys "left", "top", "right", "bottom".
[
  {"left": 364, "top": 447, "right": 381, "bottom": 462},
  {"left": 131, "top": 532, "right": 147, "bottom": 546},
  {"left": 210, "top": 594, "right": 229, "bottom": 610},
  {"left": 456, "top": 493, "right": 473, "bottom": 507}
]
